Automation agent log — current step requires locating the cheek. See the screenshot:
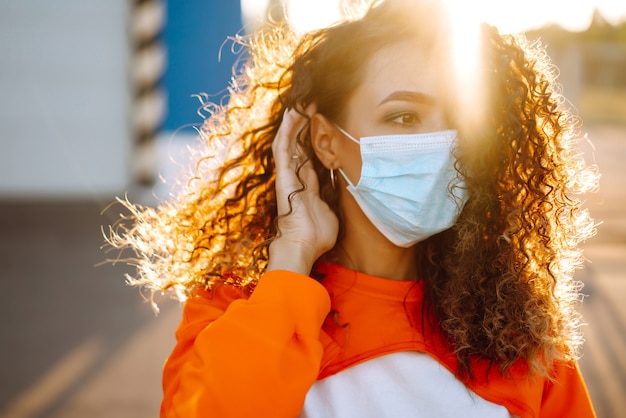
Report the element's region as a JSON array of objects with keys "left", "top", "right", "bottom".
[{"left": 337, "top": 143, "right": 363, "bottom": 186}]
